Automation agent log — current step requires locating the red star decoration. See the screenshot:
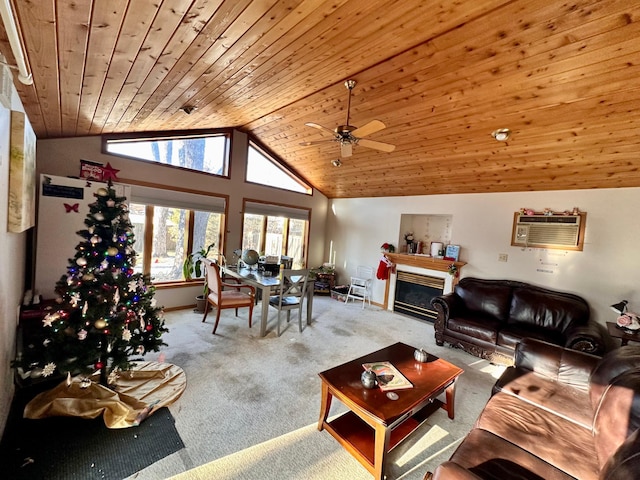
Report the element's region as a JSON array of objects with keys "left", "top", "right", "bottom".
[{"left": 102, "top": 162, "right": 120, "bottom": 181}]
